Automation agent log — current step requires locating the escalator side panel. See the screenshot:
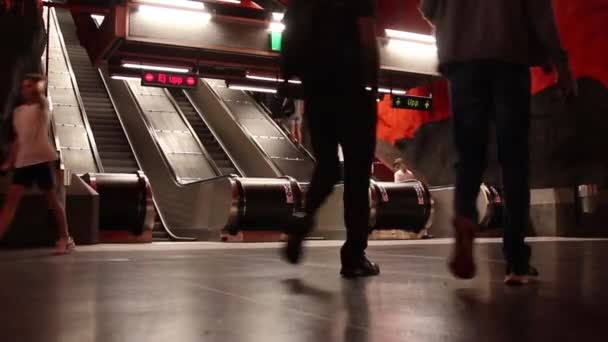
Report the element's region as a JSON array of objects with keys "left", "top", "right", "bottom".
[
  {"left": 45, "top": 9, "right": 98, "bottom": 174},
  {"left": 204, "top": 79, "right": 314, "bottom": 181},
  {"left": 186, "top": 81, "right": 279, "bottom": 178},
  {"left": 127, "top": 82, "right": 217, "bottom": 182}
]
